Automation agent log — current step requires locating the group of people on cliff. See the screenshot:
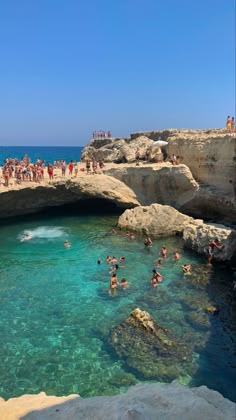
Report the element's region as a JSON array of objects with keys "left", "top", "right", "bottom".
[
  {"left": 92, "top": 130, "right": 112, "bottom": 139},
  {"left": 0, "top": 154, "right": 106, "bottom": 187},
  {"left": 226, "top": 116, "right": 235, "bottom": 133}
]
